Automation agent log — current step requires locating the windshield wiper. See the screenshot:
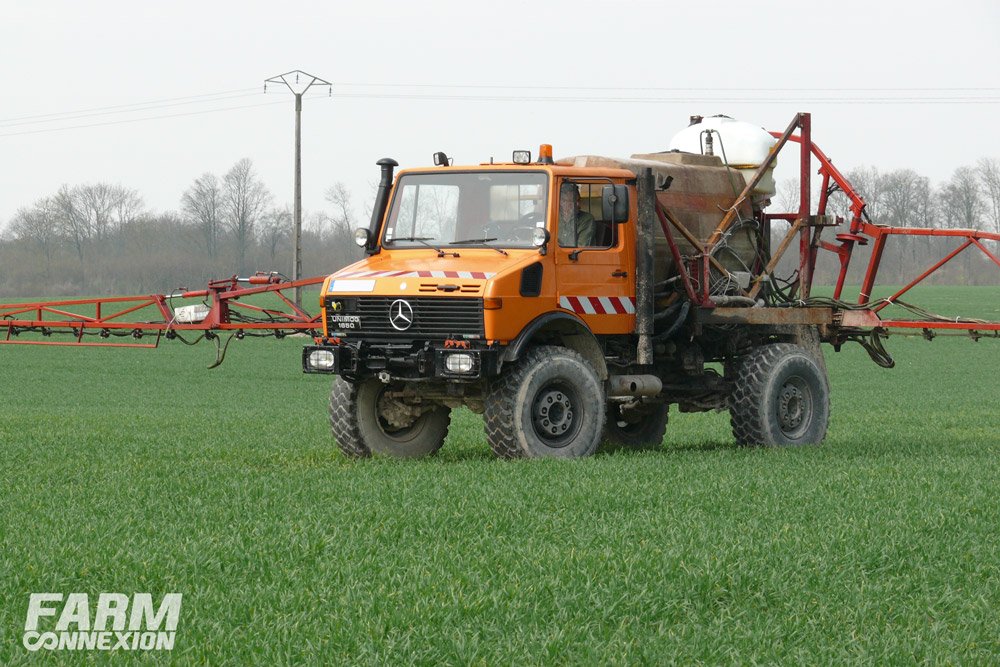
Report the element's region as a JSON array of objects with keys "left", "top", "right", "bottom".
[
  {"left": 449, "top": 237, "right": 509, "bottom": 256},
  {"left": 391, "top": 236, "right": 458, "bottom": 257}
]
